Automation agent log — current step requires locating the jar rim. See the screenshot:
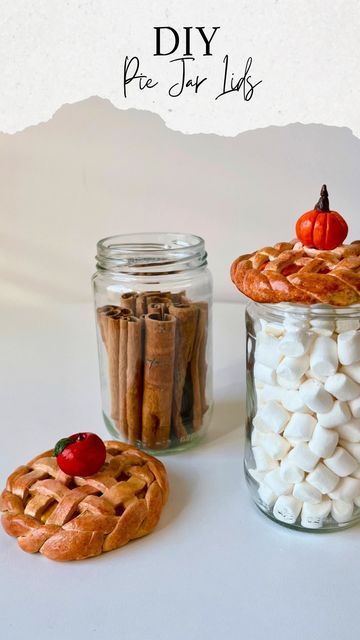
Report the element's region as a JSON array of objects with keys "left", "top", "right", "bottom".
[
  {"left": 250, "top": 300, "right": 360, "bottom": 319},
  {"left": 96, "top": 232, "right": 207, "bottom": 274}
]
